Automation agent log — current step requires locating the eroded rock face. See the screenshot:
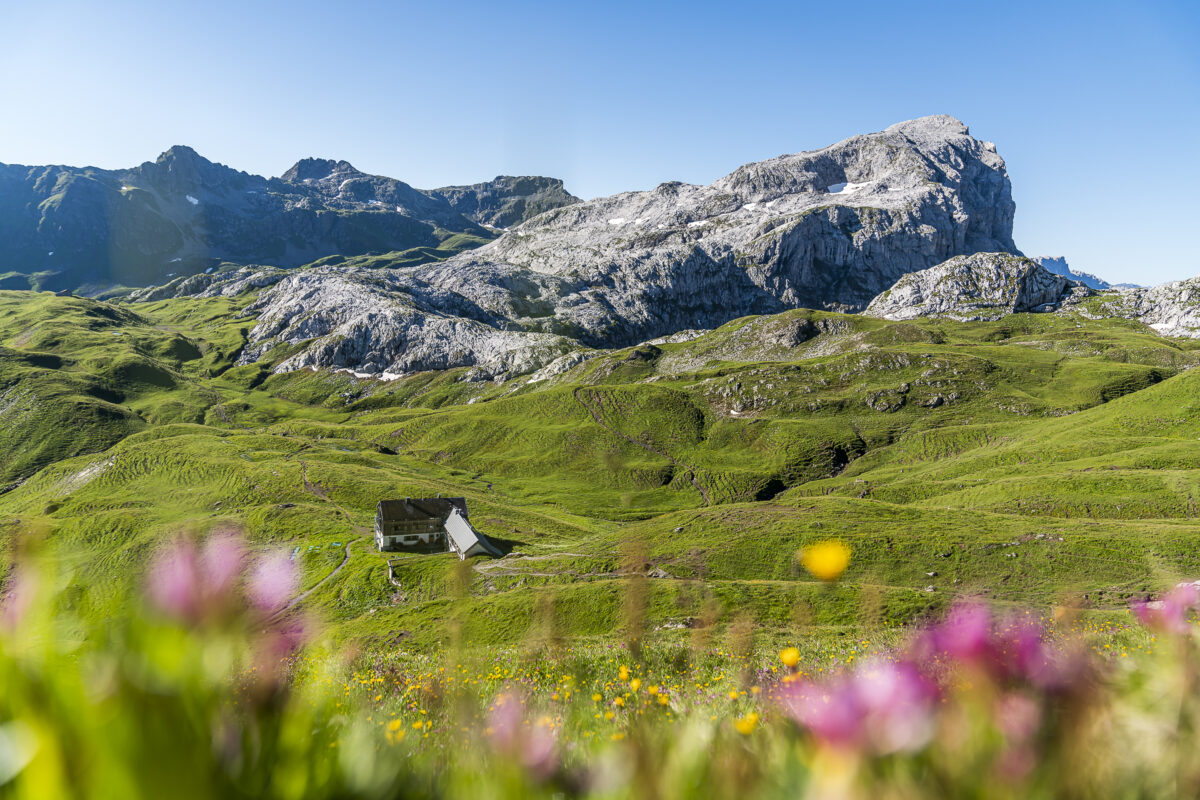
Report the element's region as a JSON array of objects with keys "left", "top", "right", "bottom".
[
  {"left": 202, "top": 115, "right": 1018, "bottom": 379},
  {"left": 236, "top": 267, "right": 578, "bottom": 380},
  {"left": 468, "top": 115, "right": 1017, "bottom": 330},
  {"left": 864, "top": 253, "right": 1077, "bottom": 321},
  {"left": 427, "top": 176, "right": 580, "bottom": 229},
  {"left": 1064, "top": 279, "right": 1200, "bottom": 338}
]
